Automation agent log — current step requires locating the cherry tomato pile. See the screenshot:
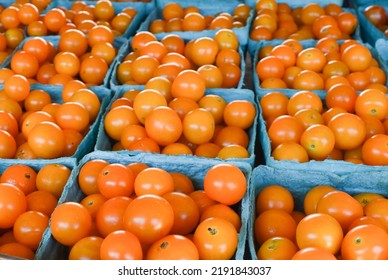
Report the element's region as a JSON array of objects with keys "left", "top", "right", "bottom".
[
  {"left": 255, "top": 39, "right": 387, "bottom": 91},
  {"left": 146, "top": 2, "right": 252, "bottom": 33},
  {"left": 113, "top": 29, "right": 243, "bottom": 88},
  {"left": 27, "top": 1, "right": 139, "bottom": 37},
  {"left": 261, "top": 87, "right": 388, "bottom": 165},
  {"left": 0, "top": 162, "right": 72, "bottom": 259},
  {"left": 250, "top": 1, "right": 359, "bottom": 41},
  {"left": 0, "top": 82, "right": 105, "bottom": 159},
  {"left": 101, "top": 87, "right": 256, "bottom": 161},
  {"left": 45, "top": 156, "right": 248, "bottom": 260},
  {"left": 0, "top": 0, "right": 53, "bottom": 65},
  {"left": 254, "top": 183, "right": 388, "bottom": 260}
]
